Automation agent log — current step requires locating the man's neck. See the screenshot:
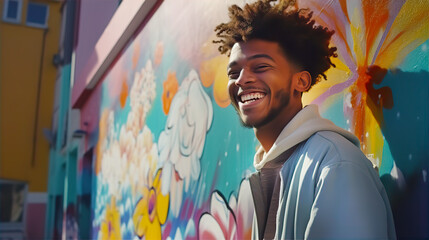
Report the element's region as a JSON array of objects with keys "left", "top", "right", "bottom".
[{"left": 254, "top": 104, "right": 302, "bottom": 153}]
